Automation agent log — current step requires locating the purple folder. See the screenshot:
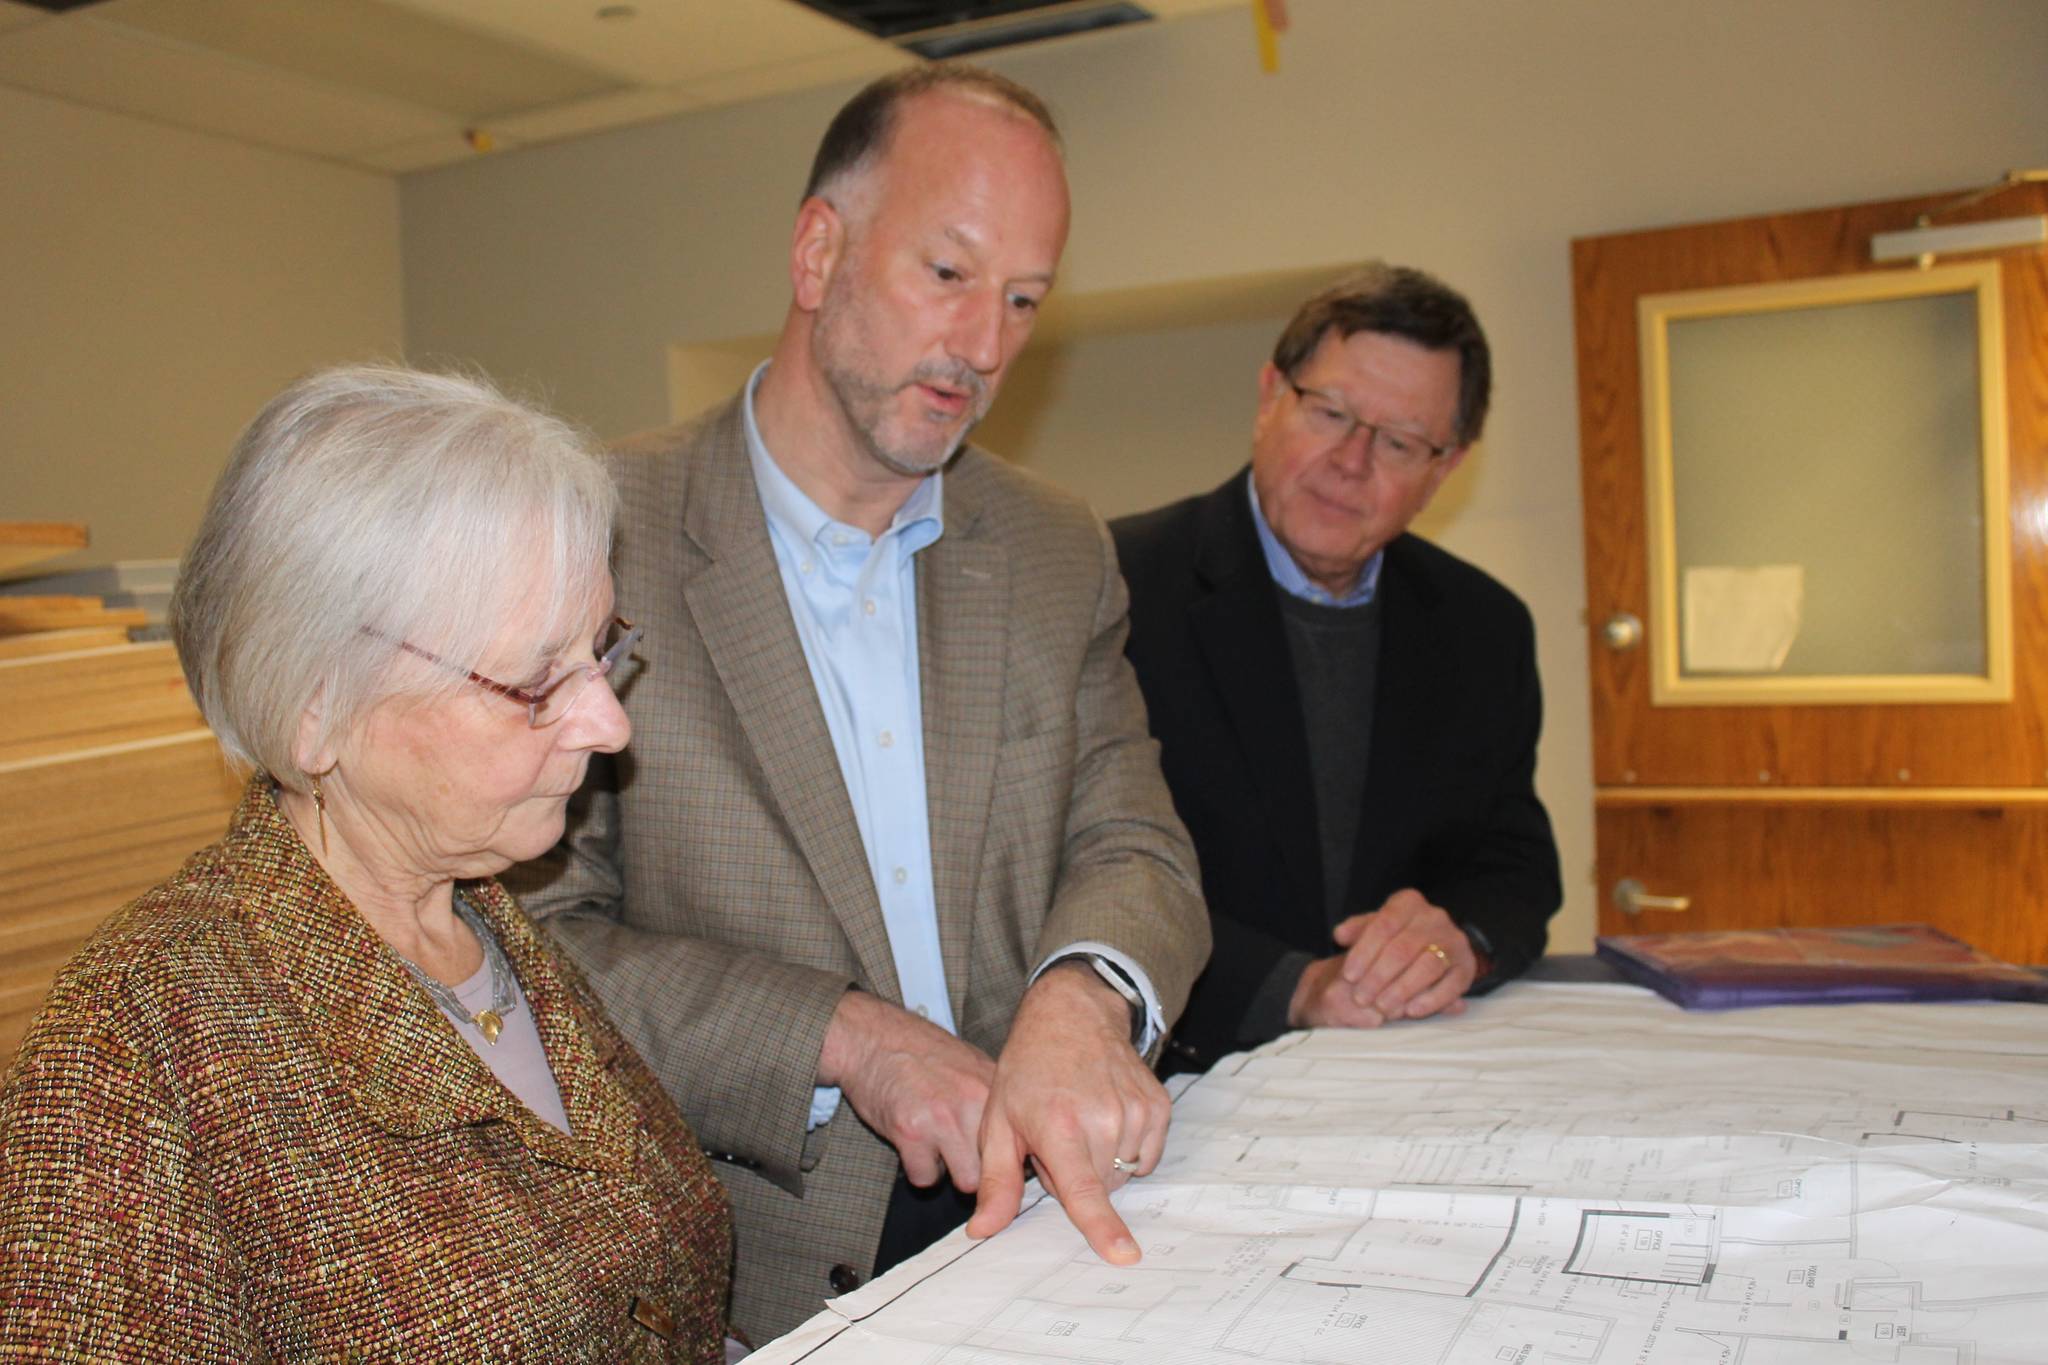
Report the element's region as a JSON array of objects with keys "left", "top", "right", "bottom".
[{"left": 1594, "top": 923, "right": 2048, "bottom": 1010}]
